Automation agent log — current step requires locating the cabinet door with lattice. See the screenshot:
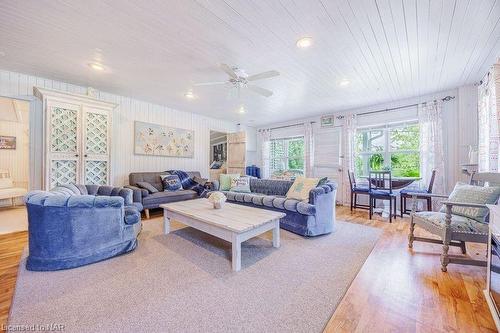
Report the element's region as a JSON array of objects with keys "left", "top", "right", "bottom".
[
  {"left": 47, "top": 101, "right": 81, "bottom": 188},
  {"left": 82, "top": 107, "right": 110, "bottom": 185}
]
